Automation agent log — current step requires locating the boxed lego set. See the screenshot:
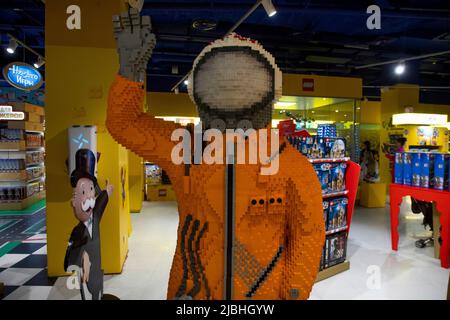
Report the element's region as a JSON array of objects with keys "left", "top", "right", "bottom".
[
  {"left": 288, "top": 135, "right": 346, "bottom": 159},
  {"left": 313, "top": 162, "right": 347, "bottom": 194},
  {"left": 327, "top": 198, "right": 348, "bottom": 232},
  {"left": 394, "top": 152, "right": 449, "bottom": 191},
  {"left": 320, "top": 231, "right": 348, "bottom": 270}
]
